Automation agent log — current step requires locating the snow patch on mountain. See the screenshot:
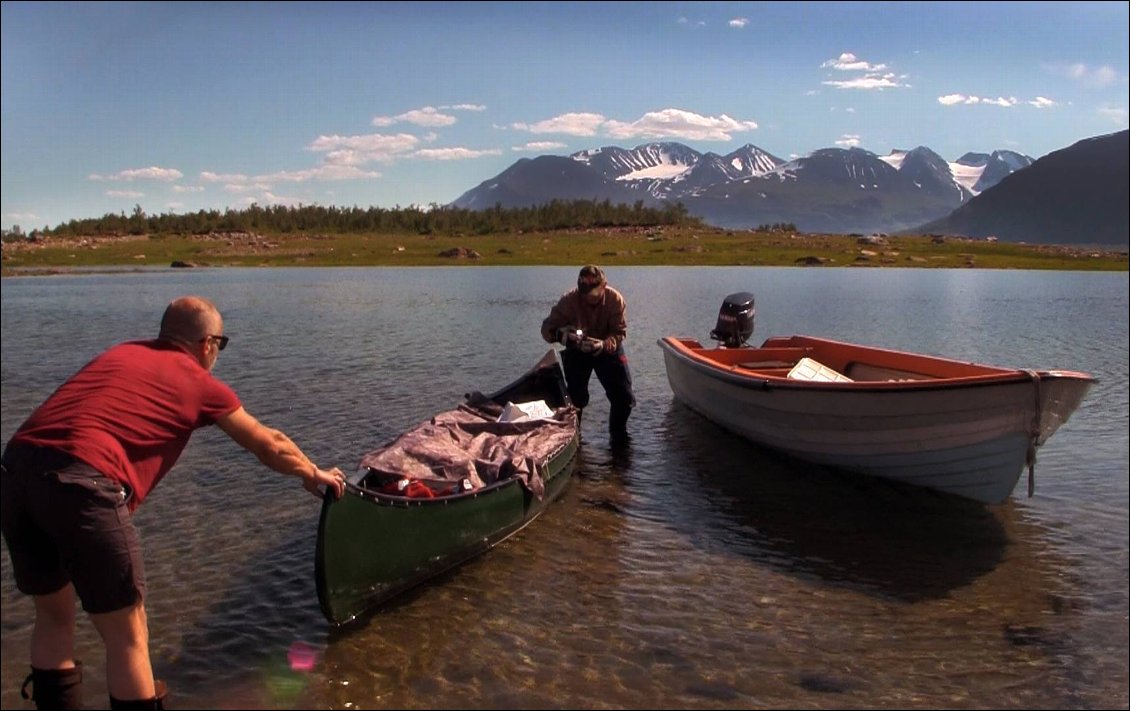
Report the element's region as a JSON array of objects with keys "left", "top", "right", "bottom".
[
  {"left": 616, "top": 163, "right": 693, "bottom": 181},
  {"left": 880, "top": 150, "right": 907, "bottom": 170},
  {"left": 949, "top": 162, "right": 986, "bottom": 194}
]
